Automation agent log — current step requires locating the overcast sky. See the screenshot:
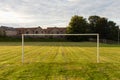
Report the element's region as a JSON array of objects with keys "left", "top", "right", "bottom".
[{"left": 0, "top": 0, "right": 120, "bottom": 28}]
